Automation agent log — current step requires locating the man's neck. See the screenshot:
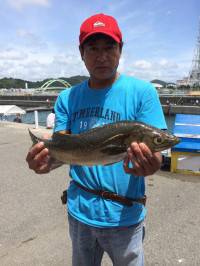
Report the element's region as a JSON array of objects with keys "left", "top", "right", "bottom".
[{"left": 89, "top": 72, "right": 120, "bottom": 89}]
